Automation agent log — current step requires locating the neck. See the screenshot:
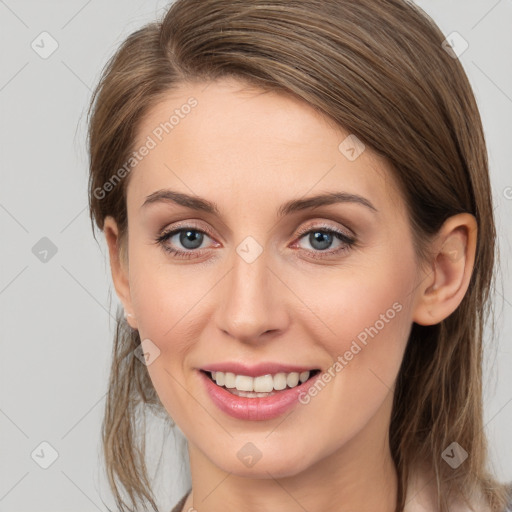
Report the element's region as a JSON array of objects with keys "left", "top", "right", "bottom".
[{"left": 184, "top": 392, "right": 398, "bottom": 512}]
